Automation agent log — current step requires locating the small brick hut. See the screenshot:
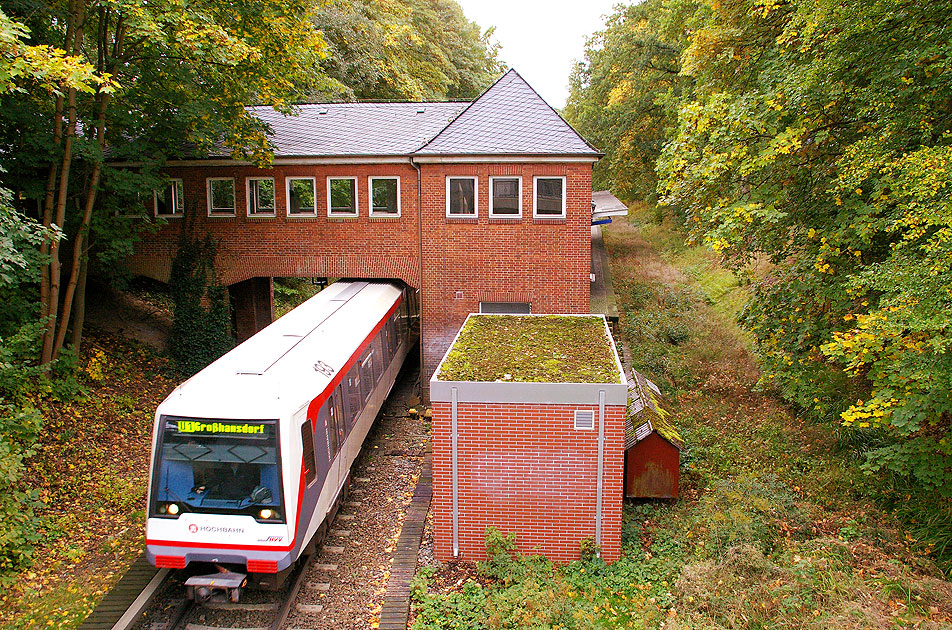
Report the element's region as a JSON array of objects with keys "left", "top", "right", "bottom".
[
  {"left": 624, "top": 372, "right": 682, "bottom": 499},
  {"left": 430, "top": 314, "right": 627, "bottom": 563}
]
